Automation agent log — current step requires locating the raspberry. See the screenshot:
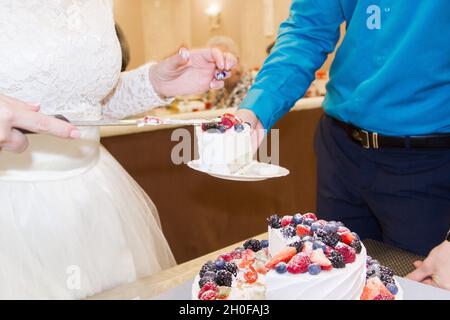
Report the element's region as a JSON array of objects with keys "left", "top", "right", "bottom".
[
  {"left": 335, "top": 243, "right": 356, "bottom": 264},
  {"left": 267, "top": 215, "right": 282, "bottom": 229},
  {"left": 350, "top": 239, "right": 362, "bottom": 254},
  {"left": 221, "top": 117, "right": 234, "bottom": 129},
  {"left": 373, "top": 293, "right": 395, "bottom": 300},
  {"left": 243, "top": 239, "right": 262, "bottom": 252},
  {"left": 200, "top": 290, "right": 218, "bottom": 300},
  {"left": 303, "top": 212, "right": 317, "bottom": 221},
  {"left": 216, "top": 270, "right": 233, "bottom": 287},
  {"left": 199, "top": 261, "right": 217, "bottom": 278},
  {"left": 198, "top": 281, "right": 218, "bottom": 299},
  {"left": 296, "top": 224, "right": 311, "bottom": 237},
  {"left": 281, "top": 215, "right": 293, "bottom": 227},
  {"left": 287, "top": 254, "right": 311, "bottom": 274},
  {"left": 329, "top": 250, "right": 346, "bottom": 269}
]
